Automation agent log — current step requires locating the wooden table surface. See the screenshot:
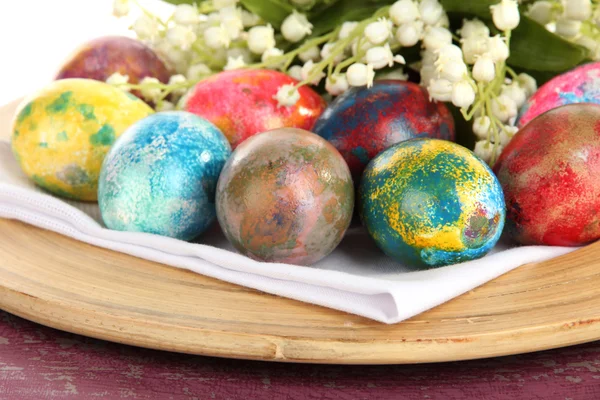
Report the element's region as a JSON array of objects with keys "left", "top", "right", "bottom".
[{"left": 0, "top": 310, "right": 599, "bottom": 399}]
